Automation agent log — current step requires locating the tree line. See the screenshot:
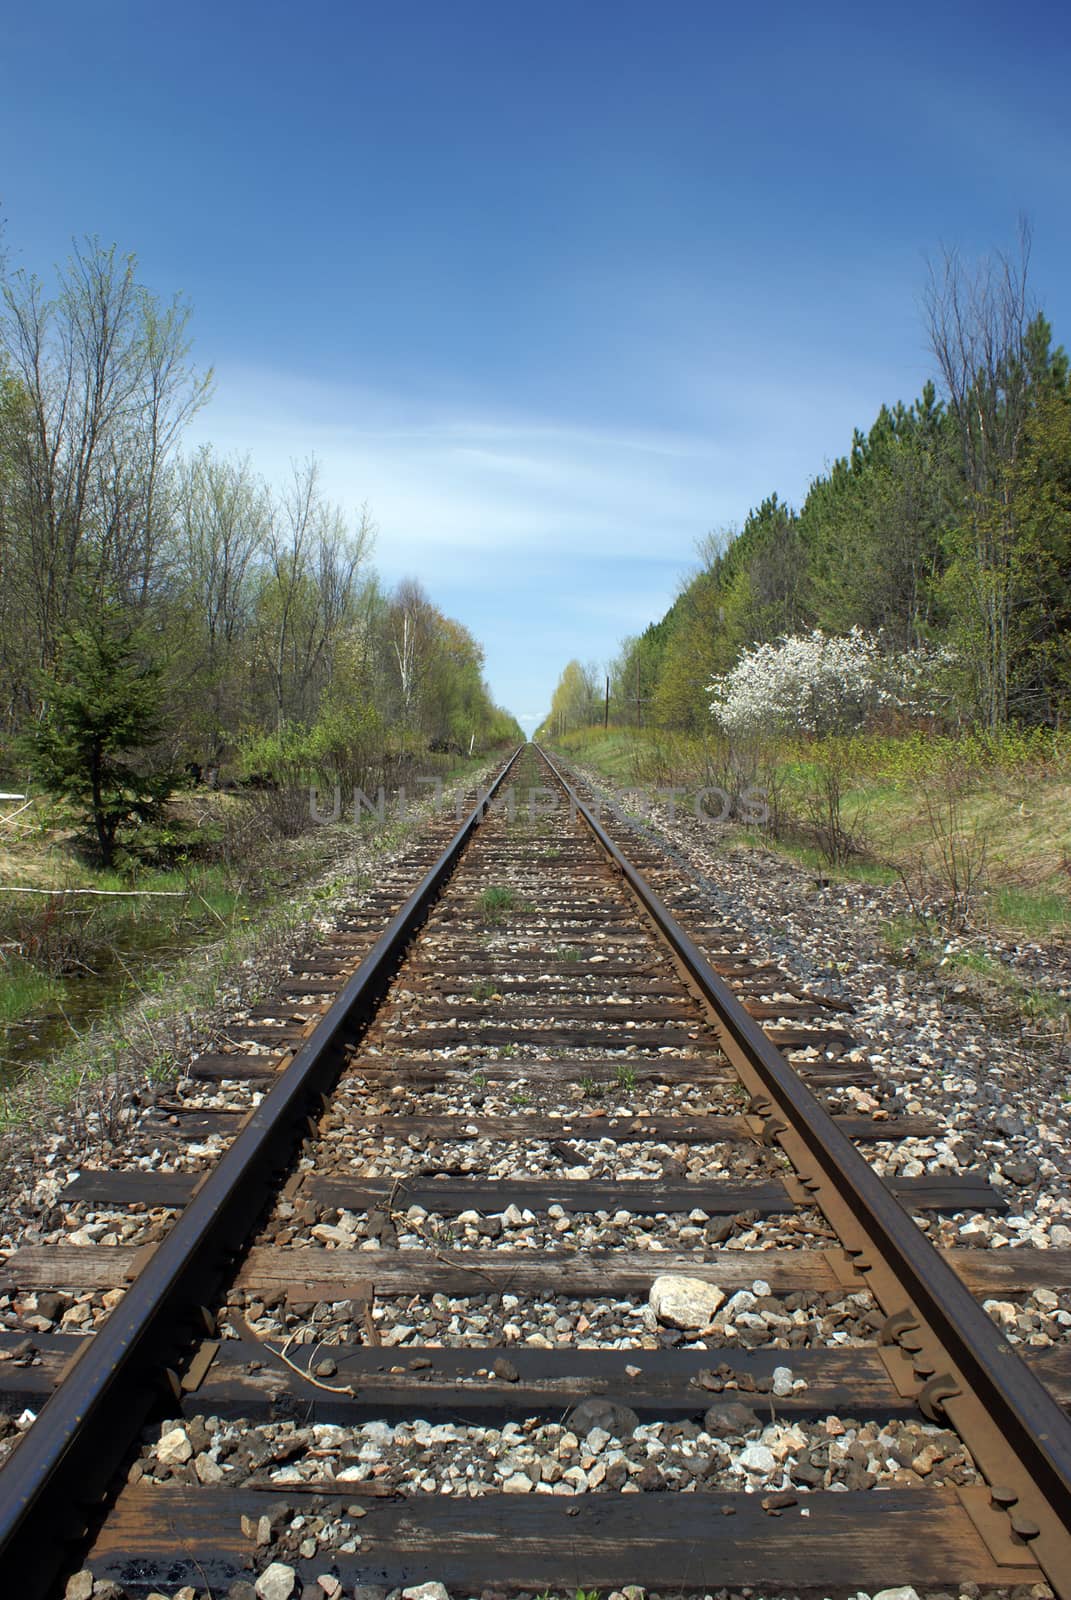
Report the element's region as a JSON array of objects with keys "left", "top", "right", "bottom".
[
  {"left": 0, "top": 231, "right": 520, "bottom": 860},
  {"left": 542, "top": 228, "right": 1071, "bottom": 740}
]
